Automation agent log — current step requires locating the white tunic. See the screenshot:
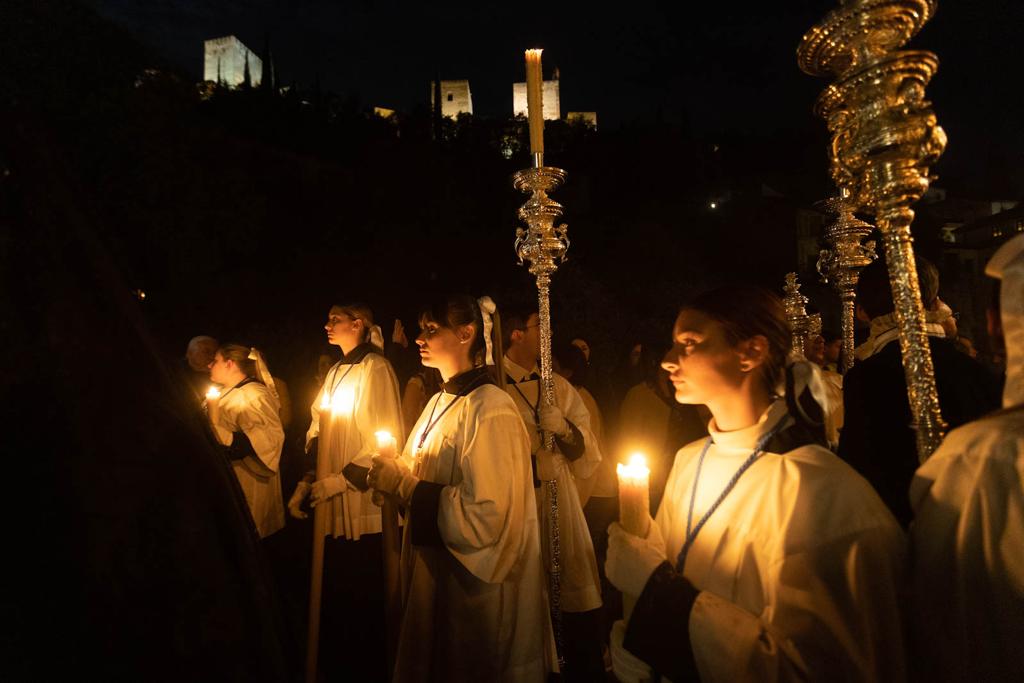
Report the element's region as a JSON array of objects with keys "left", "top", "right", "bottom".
[
  {"left": 909, "top": 409, "right": 1024, "bottom": 682},
  {"left": 395, "top": 377, "right": 553, "bottom": 682},
  {"left": 305, "top": 350, "right": 403, "bottom": 539},
  {"left": 909, "top": 233, "right": 1024, "bottom": 682},
  {"left": 503, "top": 357, "right": 603, "bottom": 612},
  {"left": 612, "top": 400, "right": 907, "bottom": 682},
  {"left": 215, "top": 380, "right": 285, "bottom": 538}
]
